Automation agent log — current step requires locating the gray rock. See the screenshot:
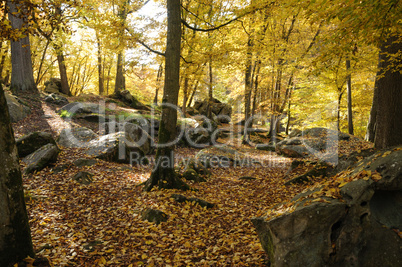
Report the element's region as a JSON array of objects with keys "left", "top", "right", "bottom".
[
  {"left": 73, "top": 171, "right": 93, "bottom": 185},
  {"left": 59, "top": 102, "right": 103, "bottom": 115},
  {"left": 58, "top": 127, "right": 97, "bottom": 148},
  {"left": 275, "top": 137, "right": 327, "bottom": 158},
  {"left": 100, "top": 122, "right": 153, "bottom": 154},
  {"left": 23, "top": 144, "right": 60, "bottom": 174},
  {"left": 16, "top": 132, "right": 56, "bottom": 158},
  {"left": 44, "top": 78, "right": 62, "bottom": 94},
  {"left": 44, "top": 93, "right": 69, "bottom": 105},
  {"left": 85, "top": 132, "right": 145, "bottom": 163},
  {"left": 252, "top": 147, "right": 402, "bottom": 267},
  {"left": 141, "top": 208, "right": 168, "bottom": 225},
  {"left": 5, "top": 92, "right": 31, "bottom": 122},
  {"left": 75, "top": 113, "right": 109, "bottom": 123}
]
